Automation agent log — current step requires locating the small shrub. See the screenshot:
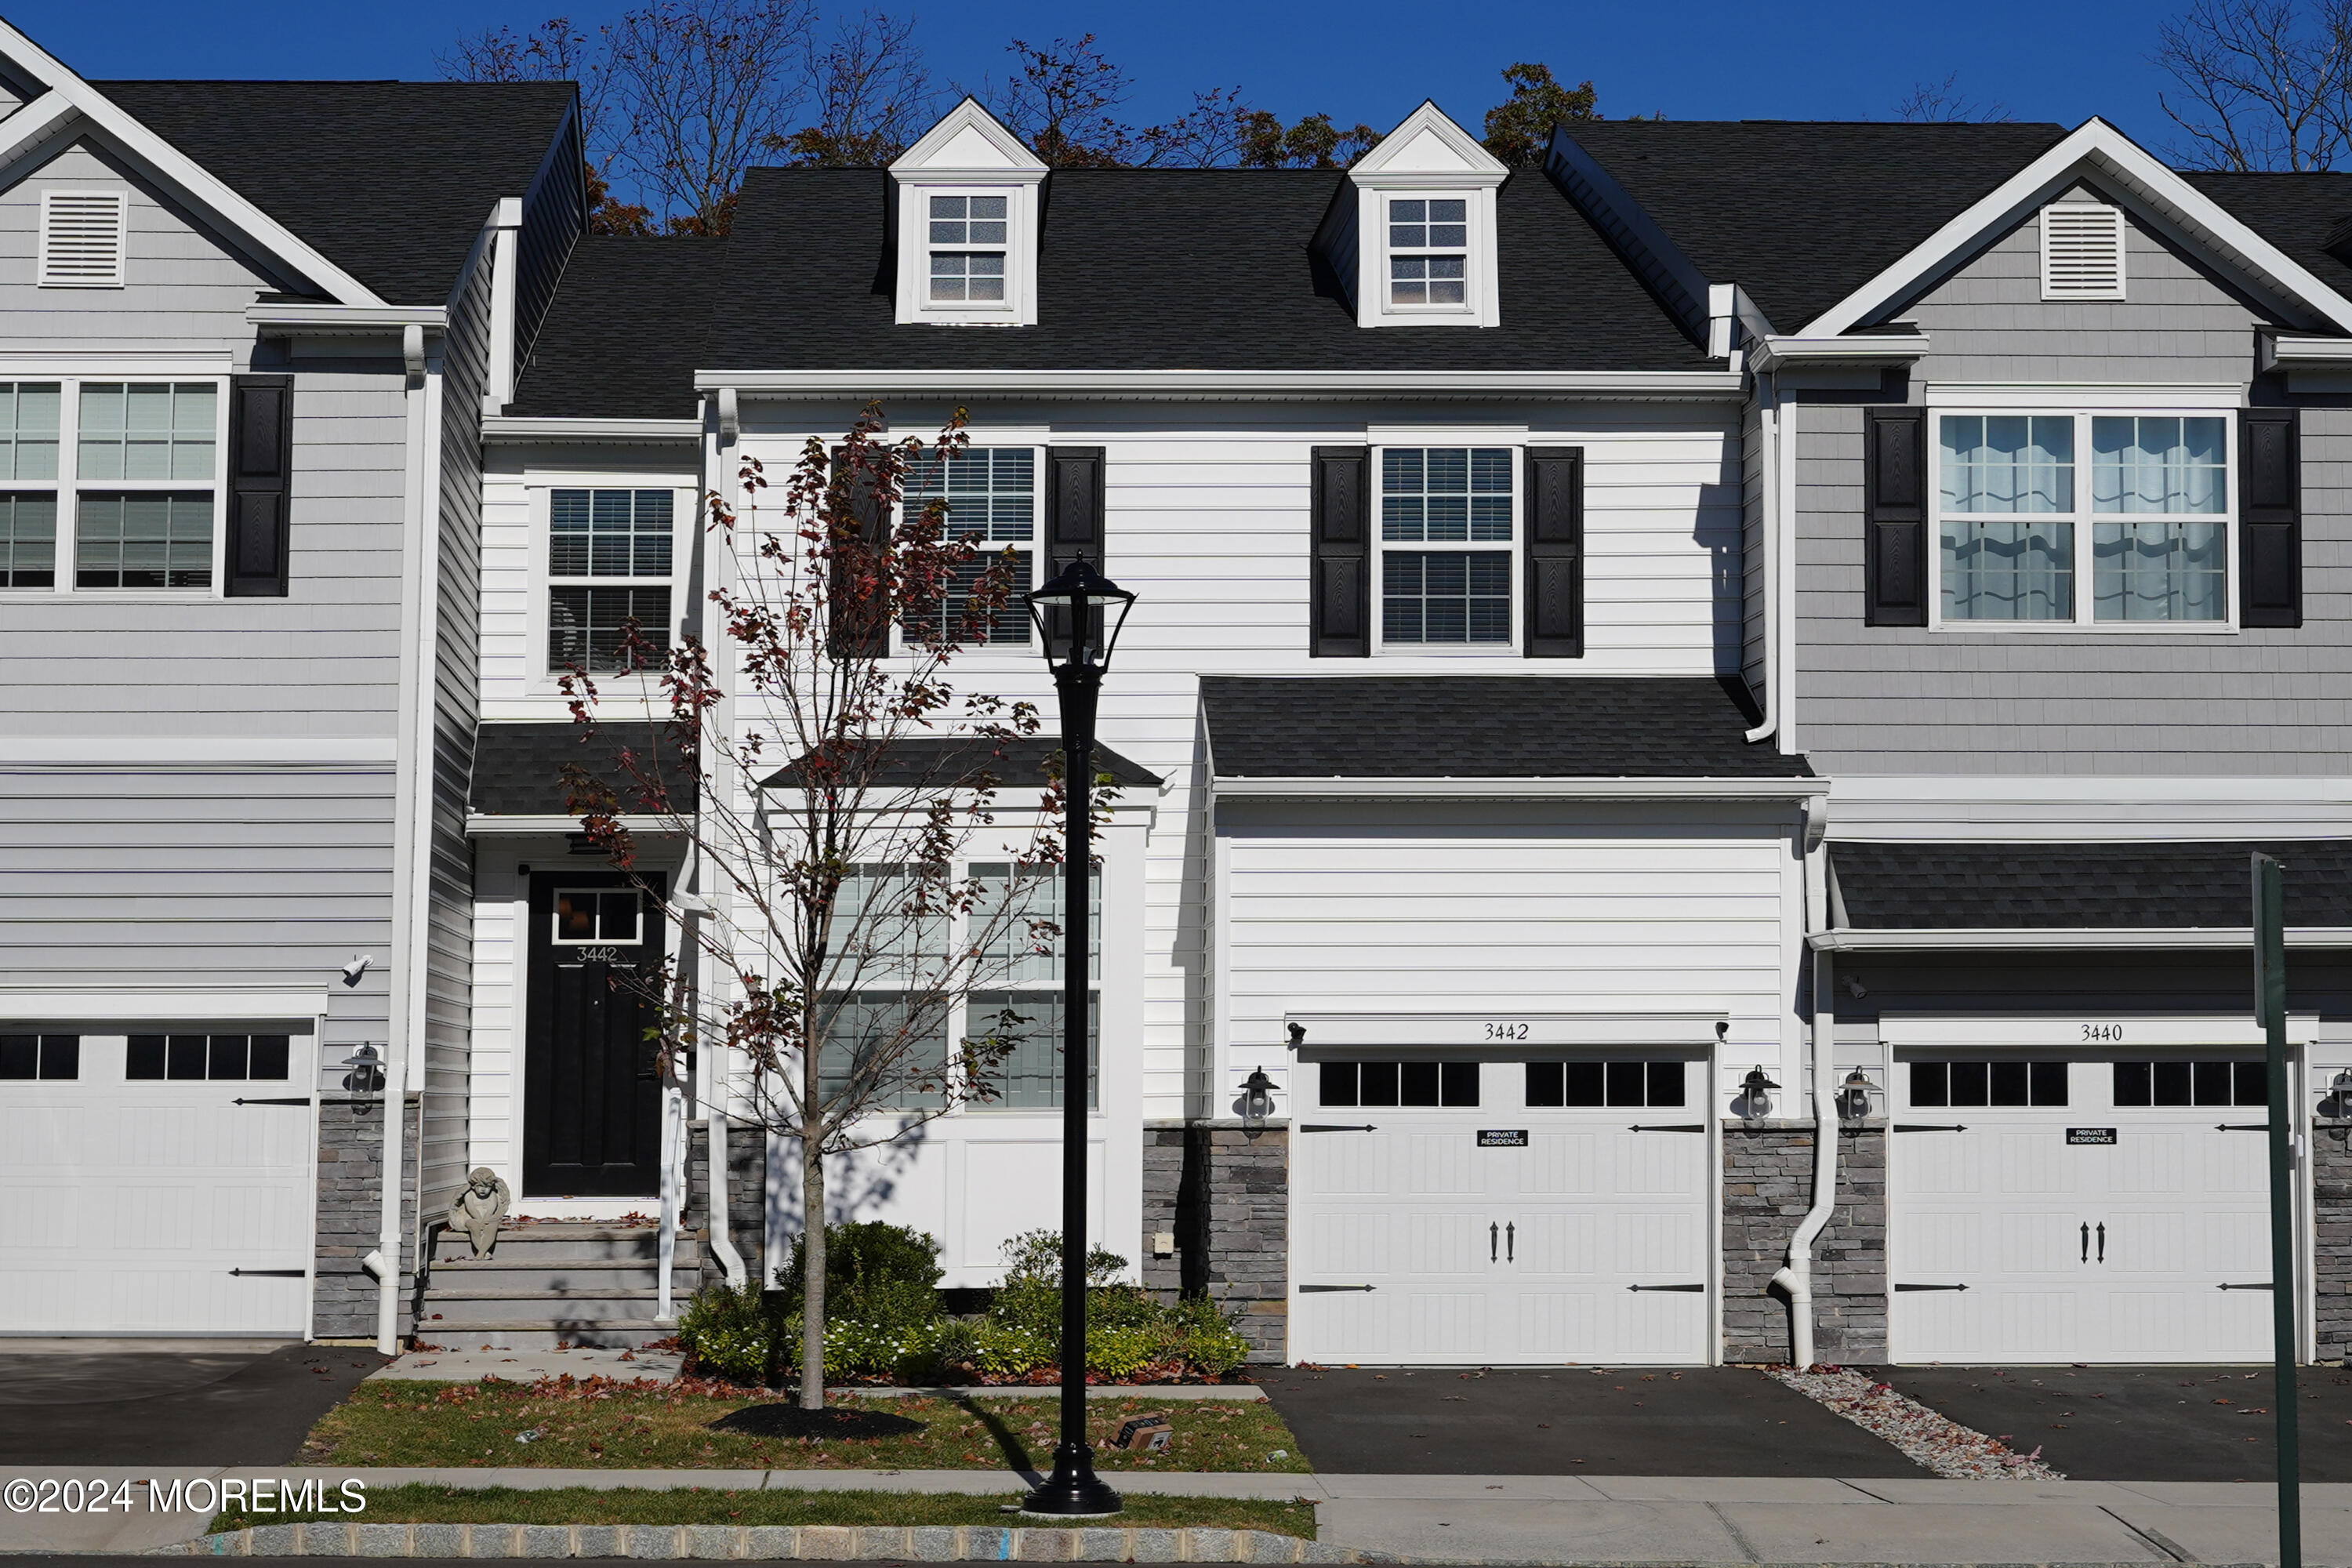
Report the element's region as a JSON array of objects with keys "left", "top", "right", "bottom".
[
  {"left": 775, "top": 1221, "right": 943, "bottom": 1329},
  {"left": 677, "top": 1281, "right": 780, "bottom": 1383}
]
